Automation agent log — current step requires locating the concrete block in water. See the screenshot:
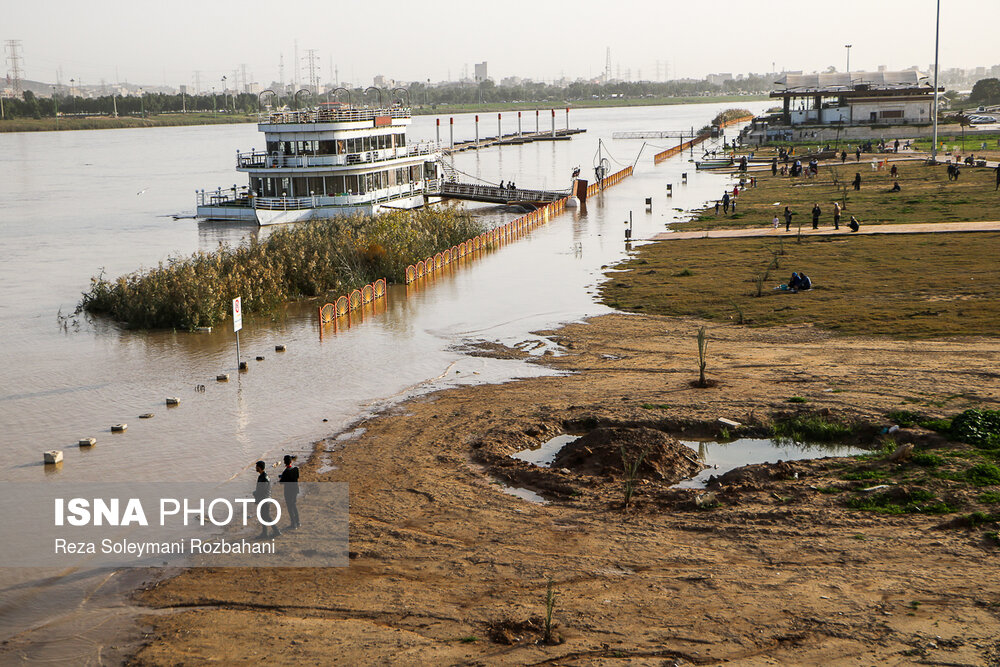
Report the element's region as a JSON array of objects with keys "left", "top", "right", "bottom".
[
  {"left": 217, "top": 374, "right": 229, "bottom": 382},
  {"left": 717, "top": 417, "right": 741, "bottom": 429},
  {"left": 78, "top": 437, "right": 96, "bottom": 447},
  {"left": 275, "top": 344, "right": 286, "bottom": 352},
  {"left": 111, "top": 423, "right": 127, "bottom": 432},
  {"left": 165, "top": 397, "right": 180, "bottom": 406},
  {"left": 44, "top": 450, "right": 63, "bottom": 464}
]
